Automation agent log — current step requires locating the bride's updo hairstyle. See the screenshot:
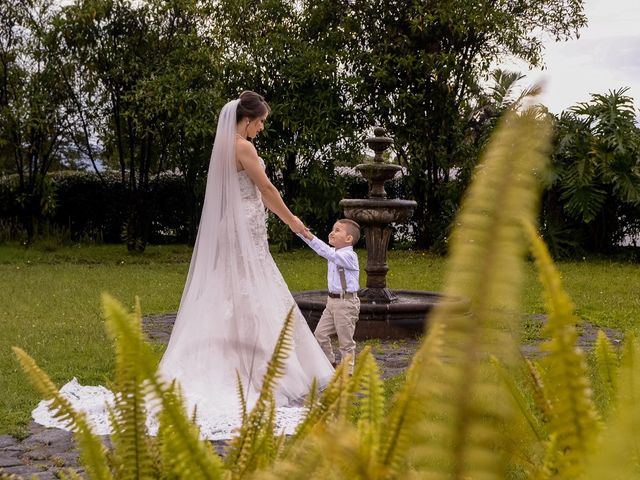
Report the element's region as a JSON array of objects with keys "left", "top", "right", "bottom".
[{"left": 236, "top": 90, "right": 271, "bottom": 123}]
